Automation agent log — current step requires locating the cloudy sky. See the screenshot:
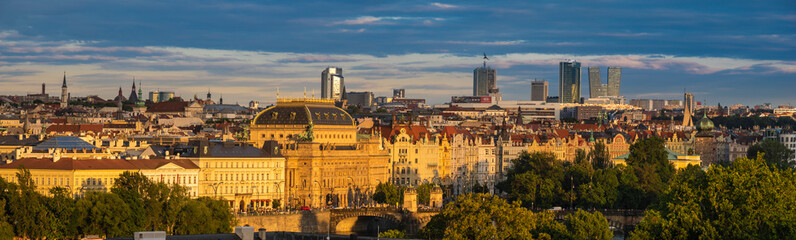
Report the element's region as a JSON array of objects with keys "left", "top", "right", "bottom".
[{"left": 0, "top": 0, "right": 794, "bottom": 106}]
